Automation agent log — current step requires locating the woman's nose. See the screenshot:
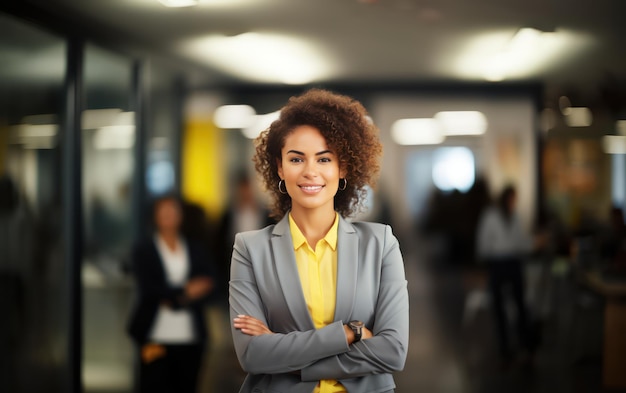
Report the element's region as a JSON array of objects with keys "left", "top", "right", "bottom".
[{"left": 303, "top": 160, "right": 318, "bottom": 177}]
